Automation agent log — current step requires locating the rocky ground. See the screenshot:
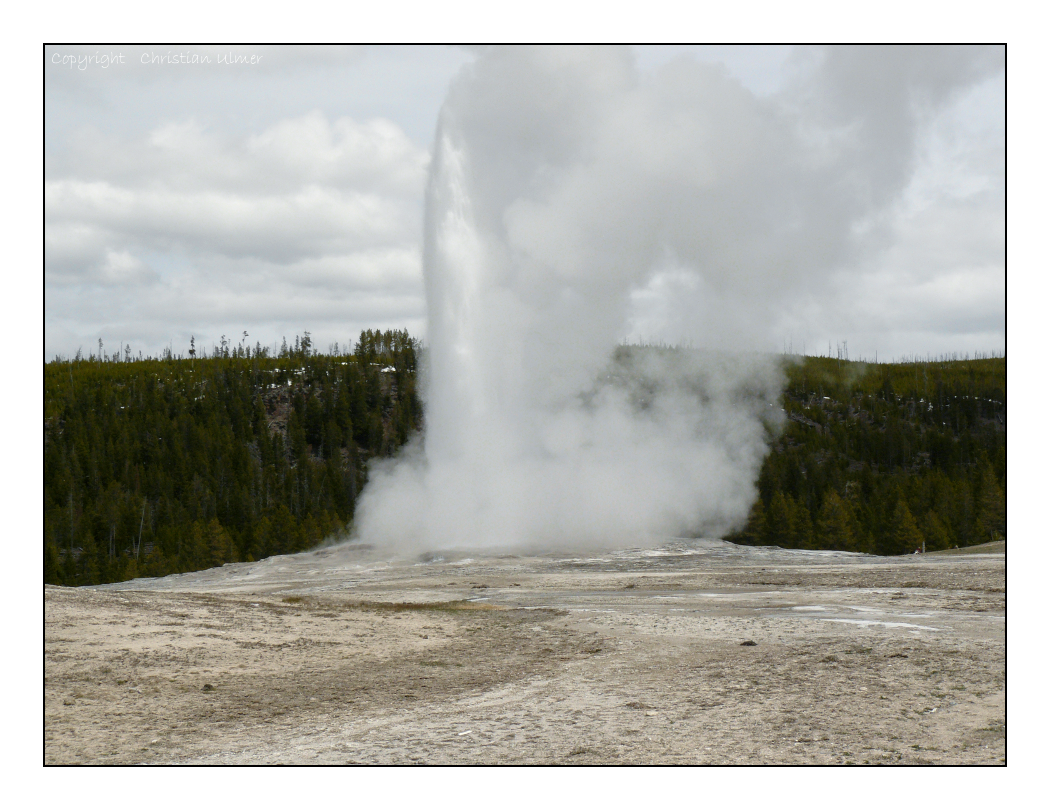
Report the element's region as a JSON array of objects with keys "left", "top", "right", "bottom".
[{"left": 44, "top": 539, "right": 1005, "bottom": 765}]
